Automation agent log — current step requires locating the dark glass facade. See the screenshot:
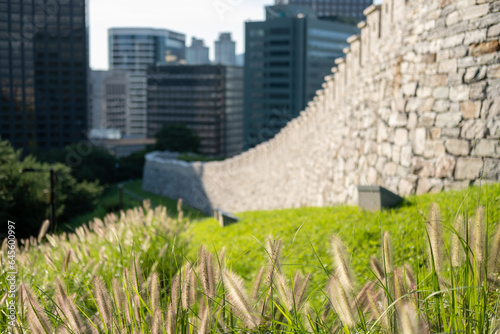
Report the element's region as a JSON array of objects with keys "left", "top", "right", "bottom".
[
  {"left": 0, "top": 0, "right": 89, "bottom": 152},
  {"left": 275, "top": 0, "right": 372, "bottom": 21},
  {"left": 244, "top": 5, "right": 357, "bottom": 149},
  {"left": 147, "top": 65, "right": 243, "bottom": 158}
]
